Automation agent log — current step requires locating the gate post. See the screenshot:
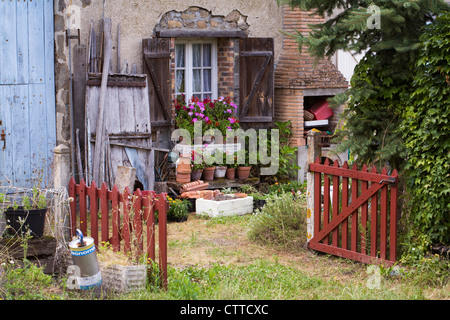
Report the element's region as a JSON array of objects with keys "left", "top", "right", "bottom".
[{"left": 306, "top": 131, "right": 321, "bottom": 242}]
